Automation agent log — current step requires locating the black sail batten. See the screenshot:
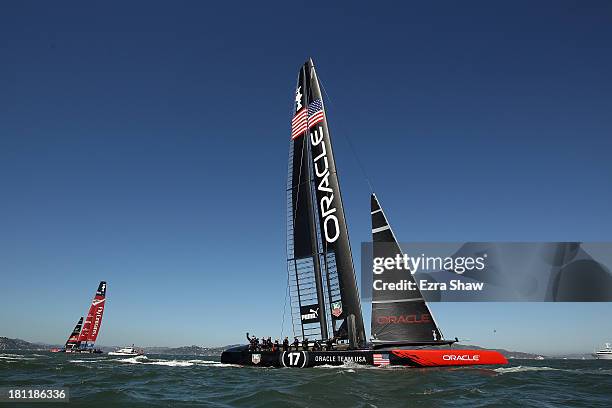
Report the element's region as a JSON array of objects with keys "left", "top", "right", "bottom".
[
  {"left": 286, "top": 58, "right": 365, "bottom": 346},
  {"left": 370, "top": 194, "right": 452, "bottom": 347},
  {"left": 64, "top": 316, "right": 84, "bottom": 350}
]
